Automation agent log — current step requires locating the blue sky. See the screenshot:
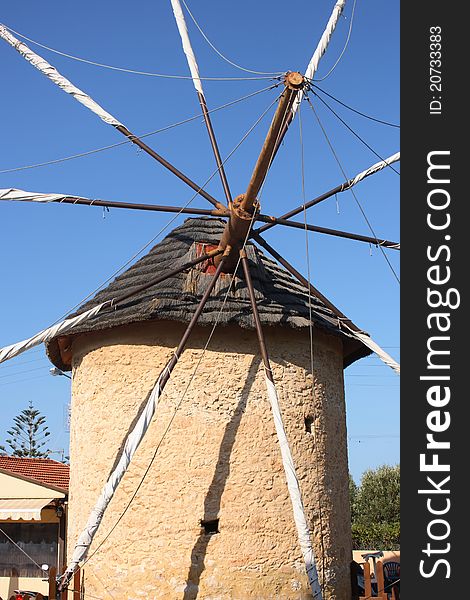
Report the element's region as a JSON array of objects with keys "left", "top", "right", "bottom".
[{"left": 0, "top": 0, "right": 399, "bottom": 482}]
